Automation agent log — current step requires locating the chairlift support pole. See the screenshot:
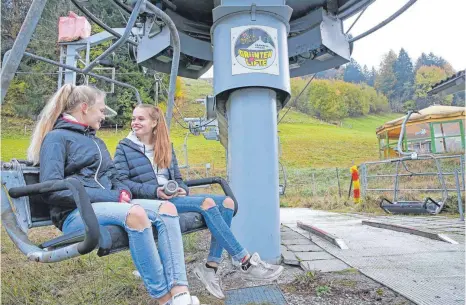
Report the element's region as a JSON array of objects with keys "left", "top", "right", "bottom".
[
  {"left": 0, "top": 0, "right": 48, "bottom": 104},
  {"left": 212, "top": 0, "right": 292, "bottom": 263}
]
